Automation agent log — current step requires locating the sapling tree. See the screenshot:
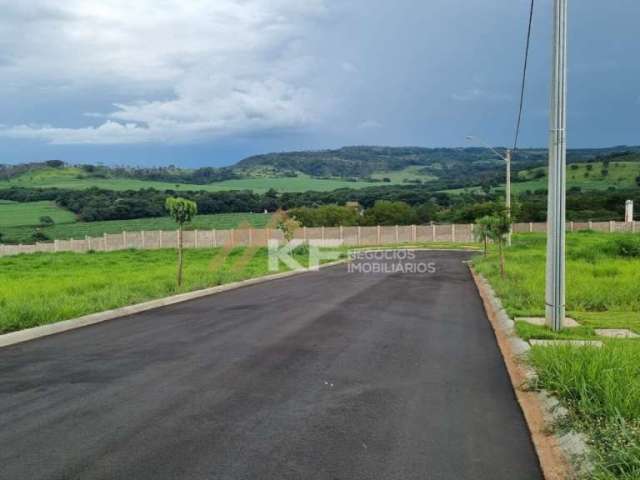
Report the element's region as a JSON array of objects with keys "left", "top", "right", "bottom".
[
  {"left": 165, "top": 197, "right": 198, "bottom": 287},
  {"left": 474, "top": 216, "right": 494, "bottom": 257},
  {"left": 272, "top": 209, "right": 300, "bottom": 242},
  {"left": 486, "top": 209, "right": 511, "bottom": 278}
]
